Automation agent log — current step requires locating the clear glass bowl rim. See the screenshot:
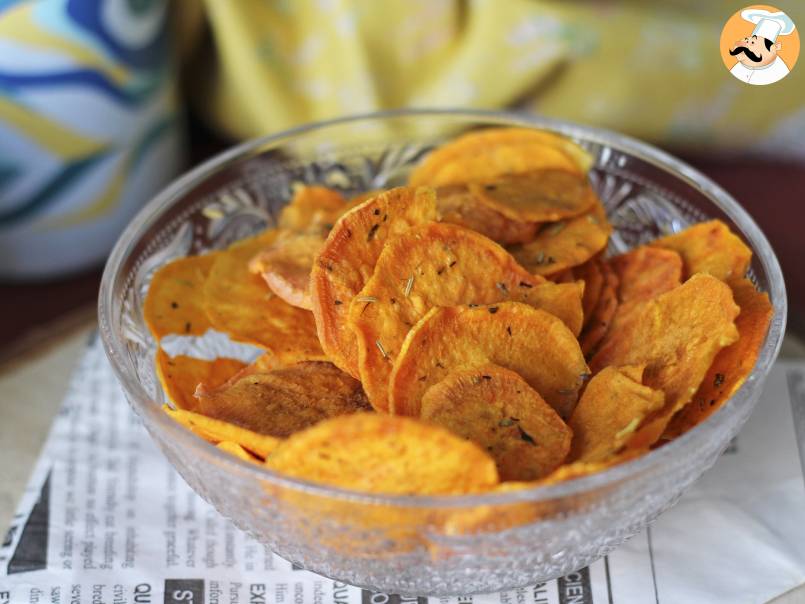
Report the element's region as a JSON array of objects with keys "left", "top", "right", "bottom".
[{"left": 98, "top": 107, "right": 787, "bottom": 509}]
